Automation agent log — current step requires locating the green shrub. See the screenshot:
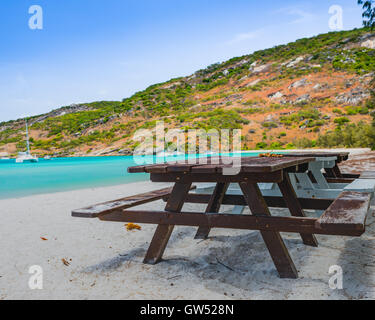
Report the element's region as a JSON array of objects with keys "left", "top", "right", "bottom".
[
  {"left": 294, "top": 138, "right": 316, "bottom": 148},
  {"left": 269, "top": 141, "right": 283, "bottom": 149},
  {"left": 262, "top": 122, "right": 278, "bottom": 128},
  {"left": 334, "top": 117, "right": 350, "bottom": 125},
  {"left": 256, "top": 142, "right": 268, "bottom": 149},
  {"left": 317, "top": 122, "right": 375, "bottom": 148},
  {"left": 333, "top": 108, "right": 343, "bottom": 114},
  {"left": 345, "top": 106, "right": 369, "bottom": 115}
]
